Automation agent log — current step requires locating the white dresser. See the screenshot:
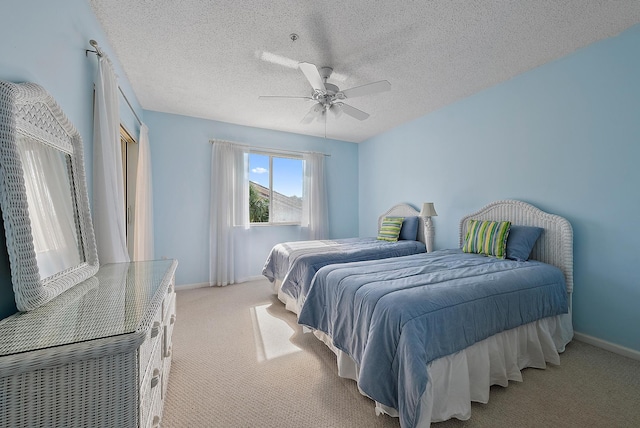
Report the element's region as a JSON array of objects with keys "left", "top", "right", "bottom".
[{"left": 0, "top": 259, "right": 178, "bottom": 428}]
